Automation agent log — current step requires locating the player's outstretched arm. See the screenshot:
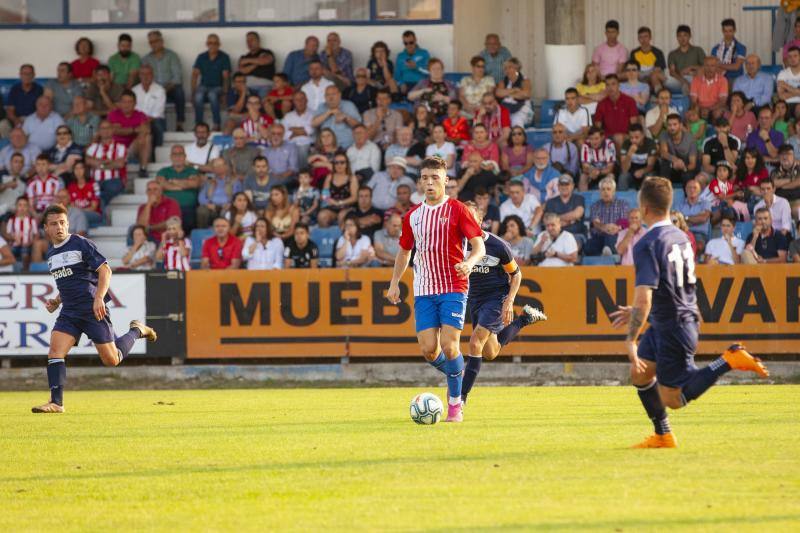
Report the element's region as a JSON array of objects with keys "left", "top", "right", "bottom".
[
  {"left": 93, "top": 263, "right": 112, "bottom": 321},
  {"left": 387, "top": 248, "right": 412, "bottom": 304}
]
